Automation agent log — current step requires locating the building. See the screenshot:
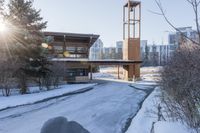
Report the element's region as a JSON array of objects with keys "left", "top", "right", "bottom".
[
  {"left": 140, "top": 40, "right": 148, "bottom": 61},
  {"left": 42, "top": 1, "right": 142, "bottom": 82},
  {"left": 140, "top": 41, "right": 176, "bottom": 66},
  {"left": 89, "top": 39, "right": 103, "bottom": 60},
  {"left": 44, "top": 32, "right": 99, "bottom": 82},
  {"left": 168, "top": 27, "right": 198, "bottom": 46},
  {"left": 101, "top": 41, "right": 123, "bottom": 60},
  {"left": 102, "top": 47, "right": 110, "bottom": 59},
  {"left": 116, "top": 41, "right": 123, "bottom": 59},
  {"left": 44, "top": 31, "right": 142, "bottom": 82},
  {"left": 109, "top": 47, "right": 117, "bottom": 59},
  {"left": 102, "top": 47, "right": 116, "bottom": 59}
]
